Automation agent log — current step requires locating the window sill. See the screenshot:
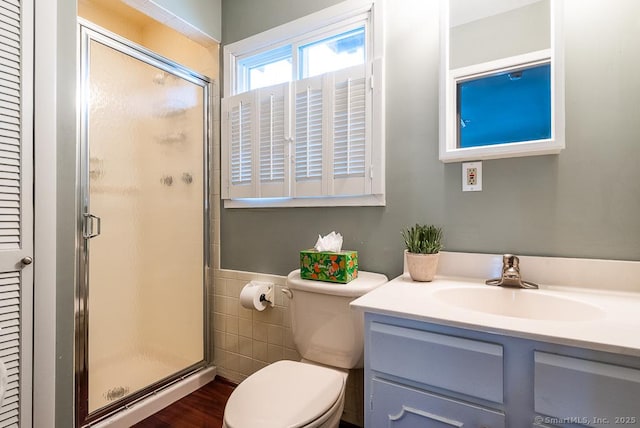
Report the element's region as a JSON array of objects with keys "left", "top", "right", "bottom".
[
  {"left": 439, "top": 138, "right": 564, "bottom": 163},
  {"left": 223, "top": 194, "right": 385, "bottom": 208}
]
